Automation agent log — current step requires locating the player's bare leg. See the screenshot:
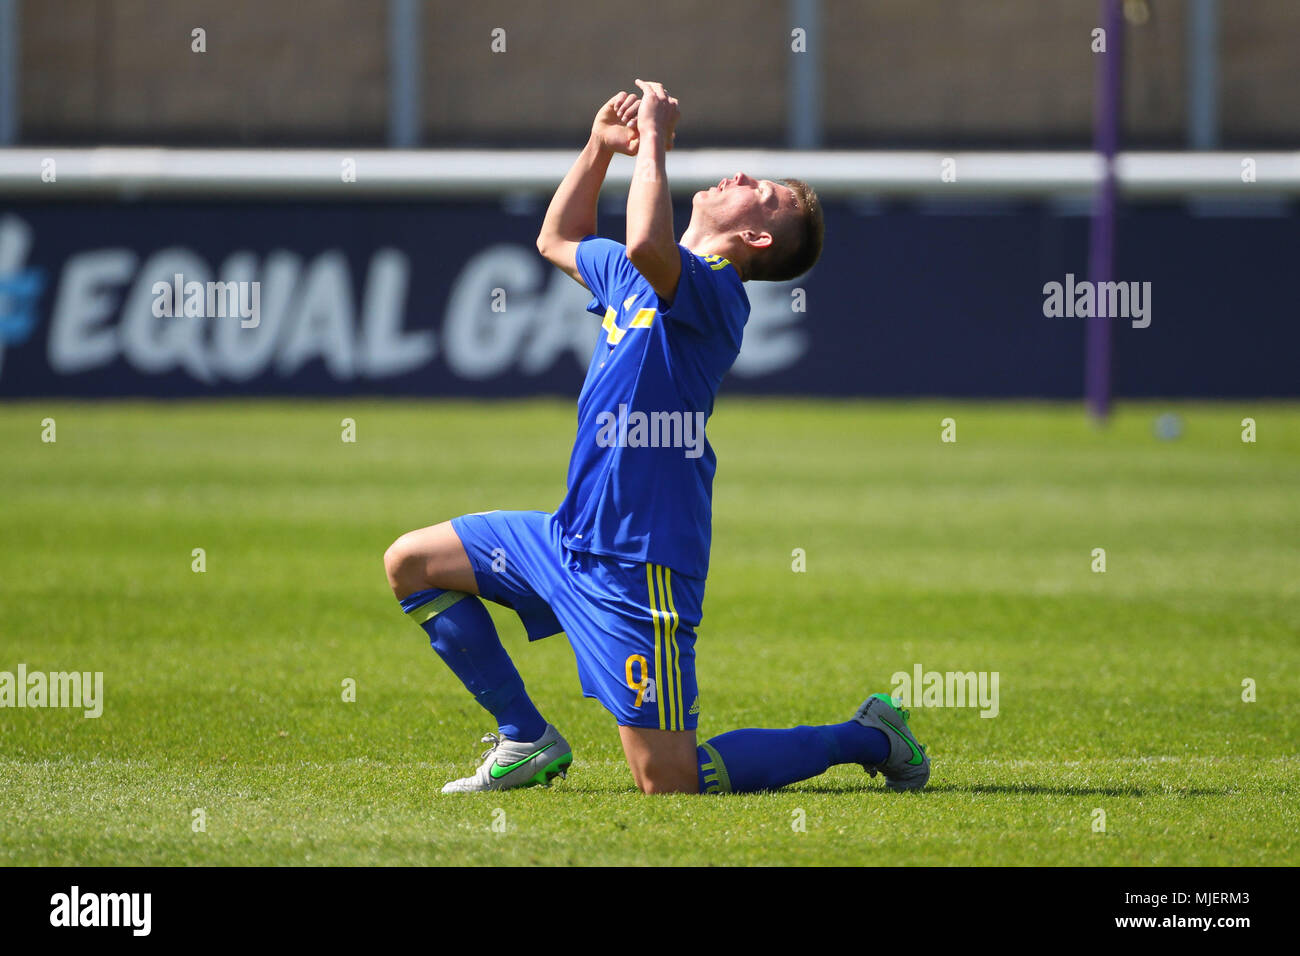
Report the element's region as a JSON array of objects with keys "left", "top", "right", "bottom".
[
  {"left": 383, "top": 520, "right": 478, "bottom": 599},
  {"left": 618, "top": 726, "right": 700, "bottom": 793}
]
